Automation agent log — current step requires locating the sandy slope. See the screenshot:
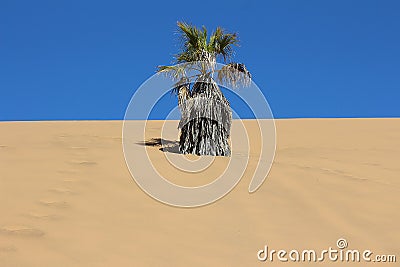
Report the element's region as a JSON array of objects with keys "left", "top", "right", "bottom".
[{"left": 0, "top": 119, "right": 399, "bottom": 266}]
